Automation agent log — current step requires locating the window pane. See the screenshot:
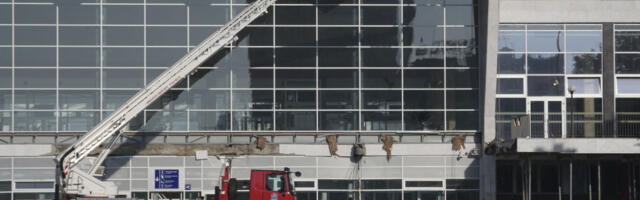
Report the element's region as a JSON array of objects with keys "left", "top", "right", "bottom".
[
  {"left": 318, "top": 6, "right": 357, "bottom": 25},
  {"left": 233, "top": 111, "right": 274, "bottom": 131},
  {"left": 143, "top": 111, "right": 188, "bottom": 131},
  {"left": 404, "top": 191, "right": 444, "bottom": 200},
  {"left": 15, "top": 47, "right": 56, "bottom": 67},
  {"left": 615, "top": 31, "right": 640, "bottom": 52},
  {"left": 275, "top": 48, "right": 316, "bottom": 67},
  {"left": 404, "top": 48, "right": 444, "bottom": 67},
  {"left": 617, "top": 78, "right": 640, "bottom": 94},
  {"left": 362, "top": 111, "right": 402, "bottom": 130},
  {"left": 0, "top": 48, "right": 10, "bottom": 66},
  {"left": 319, "top": 70, "right": 358, "bottom": 88},
  {"left": 147, "top": 5, "right": 187, "bottom": 24},
  {"left": 566, "top": 31, "right": 602, "bottom": 52},
  {"left": 318, "top": 28, "right": 358, "bottom": 46},
  {"left": 14, "top": 90, "right": 56, "bottom": 110},
  {"left": 0, "top": 5, "right": 11, "bottom": 24},
  {"left": 0, "top": 69, "right": 11, "bottom": 88},
  {"left": 362, "top": 180, "right": 402, "bottom": 189},
  {"left": 15, "top": 26, "right": 56, "bottom": 45},
  {"left": 0, "top": 112, "right": 10, "bottom": 131},
  {"left": 528, "top": 31, "right": 564, "bottom": 52},
  {"left": 233, "top": 69, "right": 273, "bottom": 88},
  {"left": 446, "top": 111, "right": 477, "bottom": 130},
  {"left": 362, "top": 6, "right": 400, "bottom": 25},
  {"left": 403, "top": 27, "right": 444, "bottom": 46},
  {"left": 276, "top": 90, "right": 316, "bottom": 109},
  {"left": 566, "top": 54, "right": 602, "bottom": 74},
  {"left": 498, "top": 54, "right": 525, "bottom": 74},
  {"left": 190, "top": 68, "right": 231, "bottom": 89},
  {"left": 148, "top": 90, "right": 188, "bottom": 110},
  {"left": 147, "top": 27, "right": 187, "bottom": 46},
  {"left": 189, "top": 111, "right": 230, "bottom": 130},
  {"left": 403, "top": 6, "right": 443, "bottom": 26},
  {"left": 404, "top": 69, "right": 444, "bottom": 88},
  {"left": 104, "top": 48, "right": 144, "bottom": 67},
  {"left": 446, "top": 90, "right": 476, "bottom": 110},
  {"left": 615, "top": 54, "right": 640, "bottom": 74},
  {"left": 60, "top": 48, "right": 100, "bottom": 67},
  {"left": 103, "top": 69, "right": 144, "bottom": 88},
  {"left": 0, "top": 181, "right": 9, "bottom": 191},
  {"left": 276, "top": 70, "right": 315, "bottom": 88},
  {"left": 405, "top": 181, "right": 443, "bottom": 187},
  {"left": 568, "top": 78, "right": 600, "bottom": 95},
  {"left": 446, "top": 6, "right": 474, "bottom": 25},
  {"left": 362, "top": 27, "right": 400, "bottom": 46},
  {"left": 363, "top": 90, "right": 401, "bottom": 109},
  {"left": 189, "top": 5, "right": 228, "bottom": 25},
  {"left": 15, "top": 69, "right": 56, "bottom": 88},
  {"left": 59, "top": 69, "right": 99, "bottom": 88},
  {"left": 59, "top": 2, "right": 100, "bottom": 24},
  {"left": 276, "top": 6, "right": 315, "bottom": 25},
  {"left": 446, "top": 191, "right": 479, "bottom": 200},
  {"left": 446, "top": 69, "right": 477, "bottom": 88},
  {"left": 527, "top": 54, "right": 564, "bottom": 74},
  {"left": 190, "top": 90, "right": 230, "bottom": 110},
  {"left": 447, "top": 27, "right": 476, "bottom": 47},
  {"left": 499, "top": 31, "right": 525, "bottom": 52},
  {"left": 528, "top": 76, "right": 564, "bottom": 96},
  {"left": 276, "top": 27, "right": 316, "bottom": 46},
  {"left": 60, "top": 26, "right": 100, "bottom": 45},
  {"left": 232, "top": 90, "right": 273, "bottom": 109},
  {"left": 363, "top": 48, "right": 401, "bottom": 67},
  {"left": 404, "top": 111, "right": 444, "bottom": 130},
  {"left": 147, "top": 69, "right": 187, "bottom": 88},
  {"left": 319, "top": 48, "right": 358, "bottom": 67},
  {"left": 190, "top": 26, "right": 219, "bottom": 45},
  {"left": 59, "top": 91, "right": 99, "bottom": 110},
  {"left": 0, "top": 91, "right": 10, "bottom": 110},
  {"left": 103, "top": 90, "right": 136, "bottom": 109},
  {"left": 147, "top": 48, "right": 187, "bottom": 67},
  {"left": 497, "top": 78, "right": 523, "bottom": 94},
  {"left": 15, "top": 182, "right": 54, "bottom": 189},
  {"left": 276, "top": 111, "right": 316, "bottom": 130},
  {"left": 0, "top": 26, "right": 9, "bottom": 45},
  {"left": 362, "top": 69, "right": 401, "bottom": 88},
  {"left": 319, "top": 91, "right": 358, "bottom": 109},
  {"left": 104, "top": 27, "right": 144, "bottom": 45},
  {"left": 237, "top": 28, "right": 273, "bottom": 47},
  {"left": 59, "top": 112, "right": 100, "bottom": 131},
  {"left": 14, "top": 111, "right": 56, "bottom": 131},
  {"left": 104, "top": 5, "right": 144, "bottom": 24},
  {"left": 404, "top": 91, "right": 444, "bottom": 109},
  {"left": 15, "top": 5, "right": 56, "bottom": 24},
  {"left": 319, "top": 112, "right": 358, "bottom": 130},
  {"left": 446, "top": 48, "right": 477, "bottom": 67}
]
